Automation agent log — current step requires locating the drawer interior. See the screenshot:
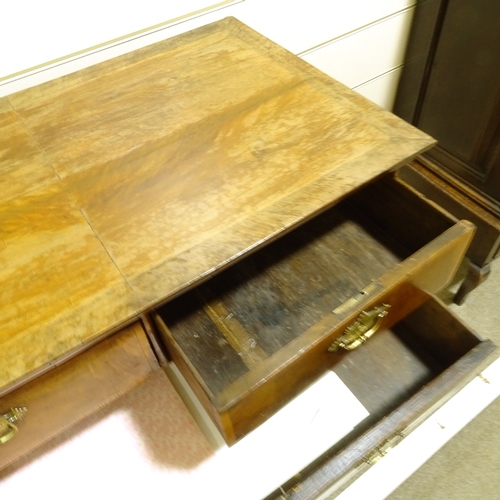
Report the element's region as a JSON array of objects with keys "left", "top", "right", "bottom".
[
  {"left": 154, "top": 174, "right": 473, "bottom": 442},
  {"left": 334, "top": 298, "right": 482, "bottom": 422}
]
